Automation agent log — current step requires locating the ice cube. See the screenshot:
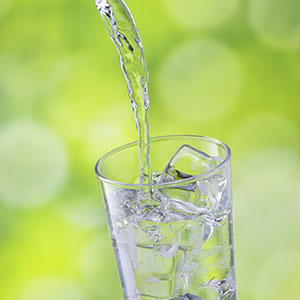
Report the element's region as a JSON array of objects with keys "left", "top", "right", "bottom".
[
  {"left": 158, "top": 230, "right": 182, "bottom": 259},
  {"left": 197, "top": 269, "right": 235, "bottom": 299},
  {"left": 165, "top": 197, "right": 209, "bottom": 220},
  {"left": 135, "top": 244, "right": 178, "bottom": 298},
  {"left": 207, "top": 174, "right": 227, "bottom": 207},
  {"left": 158, "top": 144, "right": 221, "bottom": 185},
  {"left": 193, "top": 171, "right": 228, "bottom": 221}
]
